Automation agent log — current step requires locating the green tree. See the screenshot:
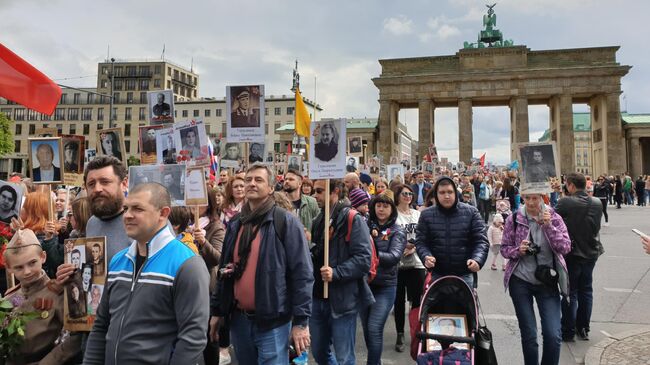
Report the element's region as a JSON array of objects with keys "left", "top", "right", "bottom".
[
  {"left": 0, "top": 113, "right": 15, "bottom": 157},
  {"left": 127, "top": 155, "right": 140, "bottom": 167}
]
